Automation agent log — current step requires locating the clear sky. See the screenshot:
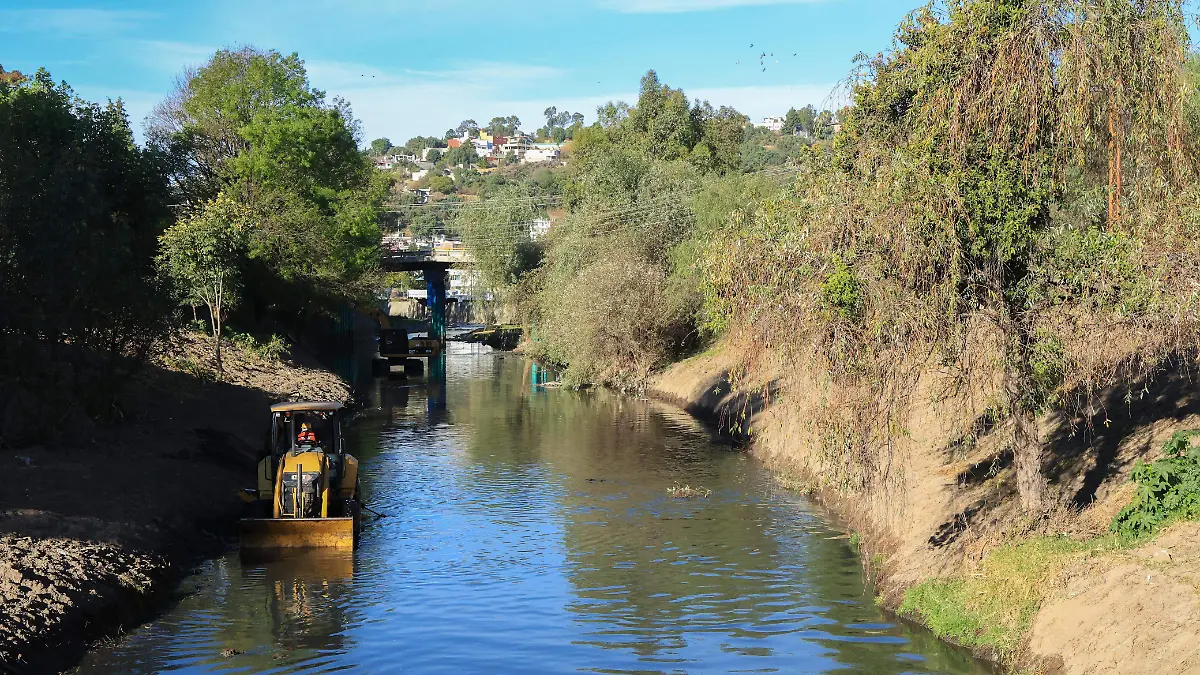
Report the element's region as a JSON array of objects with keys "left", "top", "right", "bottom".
[{"left": 1, "top": 0, "right": 918, "bottom": 145}]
